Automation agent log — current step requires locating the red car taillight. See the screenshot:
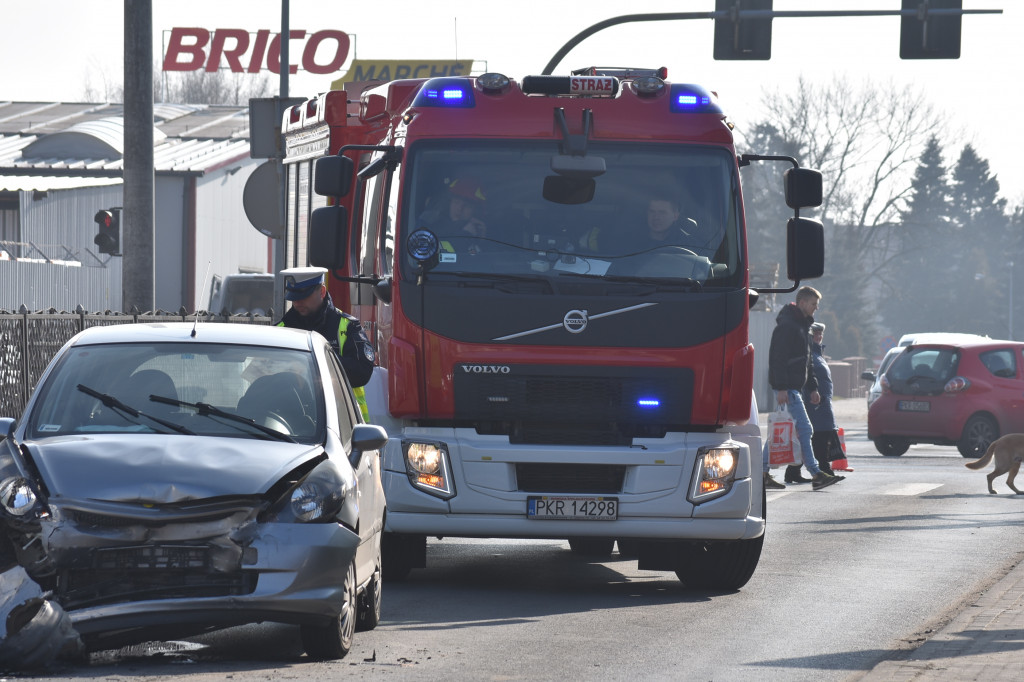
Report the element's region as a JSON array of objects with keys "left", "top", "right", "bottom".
[
  {"left": 944, "top": 376, "right": 971, "bottom": 393},
  {"left": 880, "top": 375, "right": 891, "bottom": 393}
]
